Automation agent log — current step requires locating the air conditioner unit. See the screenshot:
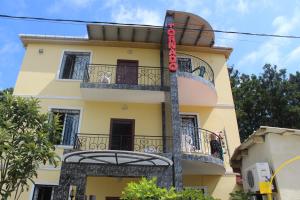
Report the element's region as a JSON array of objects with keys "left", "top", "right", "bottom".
[{"left": 243, "top": 162, "right": 271, "bottom": 192}]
